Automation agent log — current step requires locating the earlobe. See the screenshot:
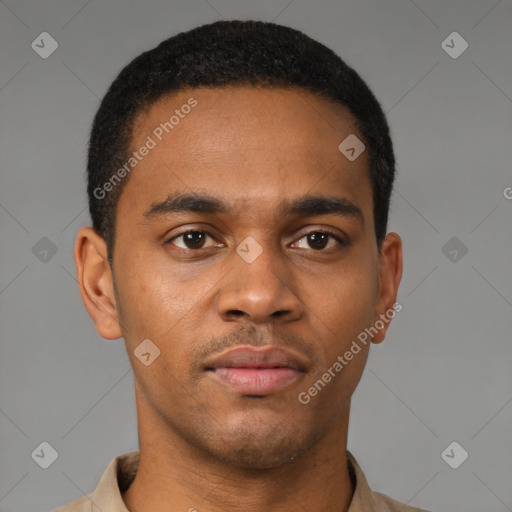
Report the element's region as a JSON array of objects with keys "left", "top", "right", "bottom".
[
  {"left": 372, "top": 232, "right": 403, "bottom": 344},
  {"left": 74, "top": 226, "right": 123, "bottom": 340}
]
